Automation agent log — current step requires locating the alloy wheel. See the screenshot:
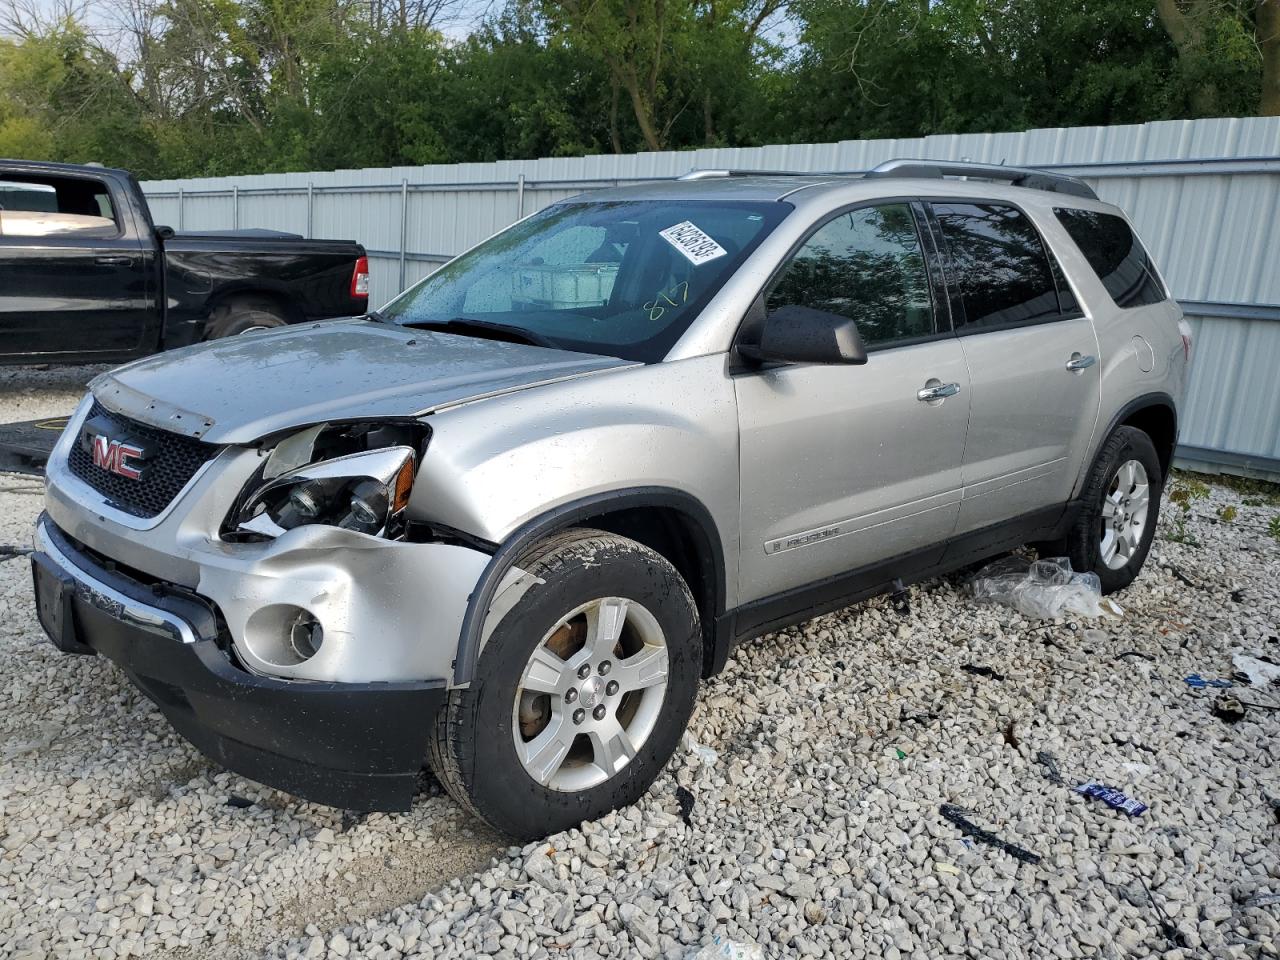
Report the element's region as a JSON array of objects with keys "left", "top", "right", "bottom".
[{"left": 511, "top": 597, "right": 669, "bottom": 793}]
